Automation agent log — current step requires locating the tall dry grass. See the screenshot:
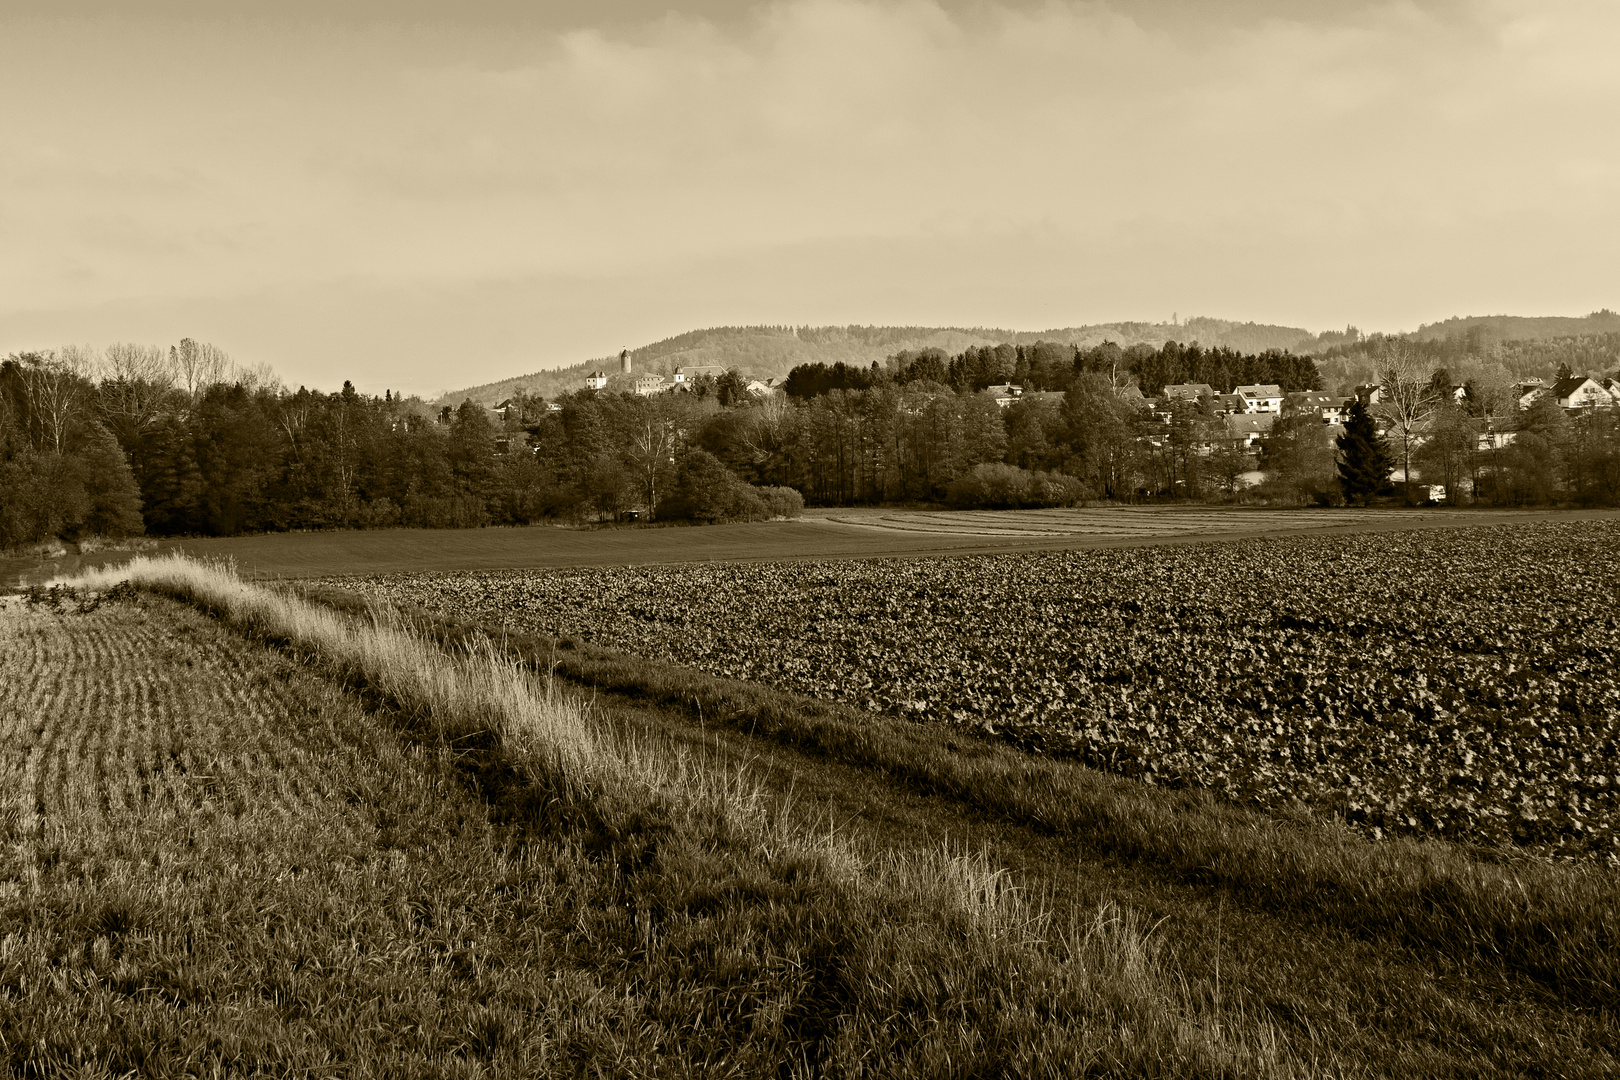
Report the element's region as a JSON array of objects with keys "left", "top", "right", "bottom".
[
  {"left": 72, "top": 555, "right": 609, "bottom": 804},
  {"left": 63, "top": 556, "right": 1299, "bottom": 1076}
]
